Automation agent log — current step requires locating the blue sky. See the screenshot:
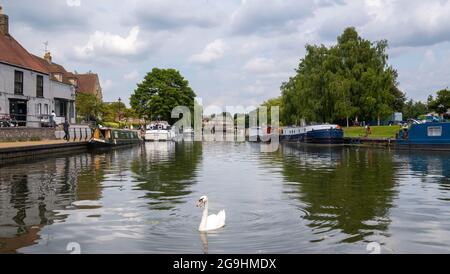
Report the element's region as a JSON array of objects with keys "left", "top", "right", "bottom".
[{"left": 3, "top": 0, "right": 450, "bottom": 108}]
